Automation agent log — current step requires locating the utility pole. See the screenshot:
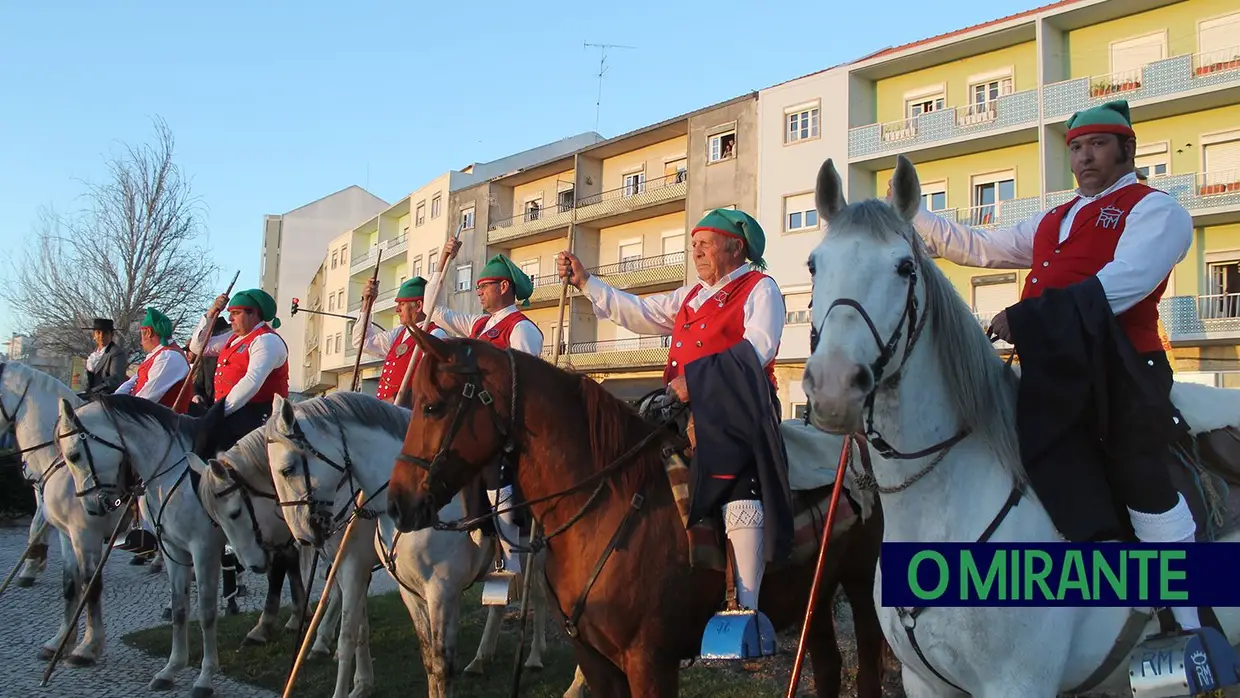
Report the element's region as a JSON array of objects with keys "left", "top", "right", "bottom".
[{"left": 584, "top": 41, "right": 635, "bottom": 132}]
